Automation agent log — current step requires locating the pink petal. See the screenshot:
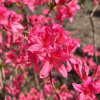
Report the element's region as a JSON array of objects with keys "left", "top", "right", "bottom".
[
  {"left": 69, "top": 59, "right": 76, "bottom": 64},
  {"left": 56, "top": 62, "right": 67, "bottom": 77},
  {"left": 89, "top": 83, "right": 100, "bottom": 94},
  {"left": 13, "top": 23, "right": 24, "bottom": 29},
  {"left": 92, "top": 65, "right": 100, "bottom": 79},
  {"left": 87, "top": 93, "right": 98, "bottom": 100},
  {"left": 83, "top": 77, "right": 92, "bottom": 88},
  {"left": 66, "top": 60, "right": 72, "bottom": 72},
  {"left": 72, "top": 83, "right": 84, "bottom": 93},
  {"left": 11, "top": 25, "right": 18, "bottom": 33},
  {"left": 55, "top": 0, "right": 59, "bottom": 4},
  {"left": 82, "top": 63, "right": 89, "bottom": 80},
  {"left": 76, "top": 93, "right": 85, "bottom": 100},
  {"left": 1, "top": 20, "right": 8, "bottom": 26},
  {"left": 69, "top": 16, "right": 73, "bottom": 23},
  {"left": 40, "top": 61, "right": 53, "bottom": 78},
  {"left": 28, "top": 5, "right": 35, "bottom": 12},
  {"left": 28, "top": 44, "right": 41, "bottom": 52},
  {"left": 72, "top": 59, "right": 83, "bottom": 79}
]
